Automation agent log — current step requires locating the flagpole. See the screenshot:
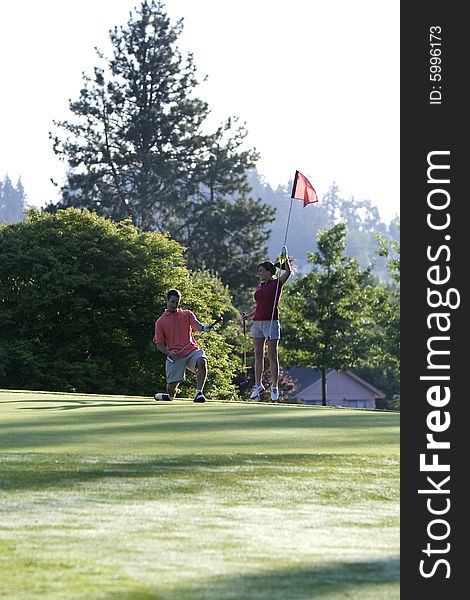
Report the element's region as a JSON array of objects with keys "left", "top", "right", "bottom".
[
  {"left": 267, "top": 196, "right": 294, "bottom": 341},
  {"left": 267, "top": 167, "right": 318, "bottom": 342},
  {"left": 282, "top": 197, "right": 294, "bottom": 247}
]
